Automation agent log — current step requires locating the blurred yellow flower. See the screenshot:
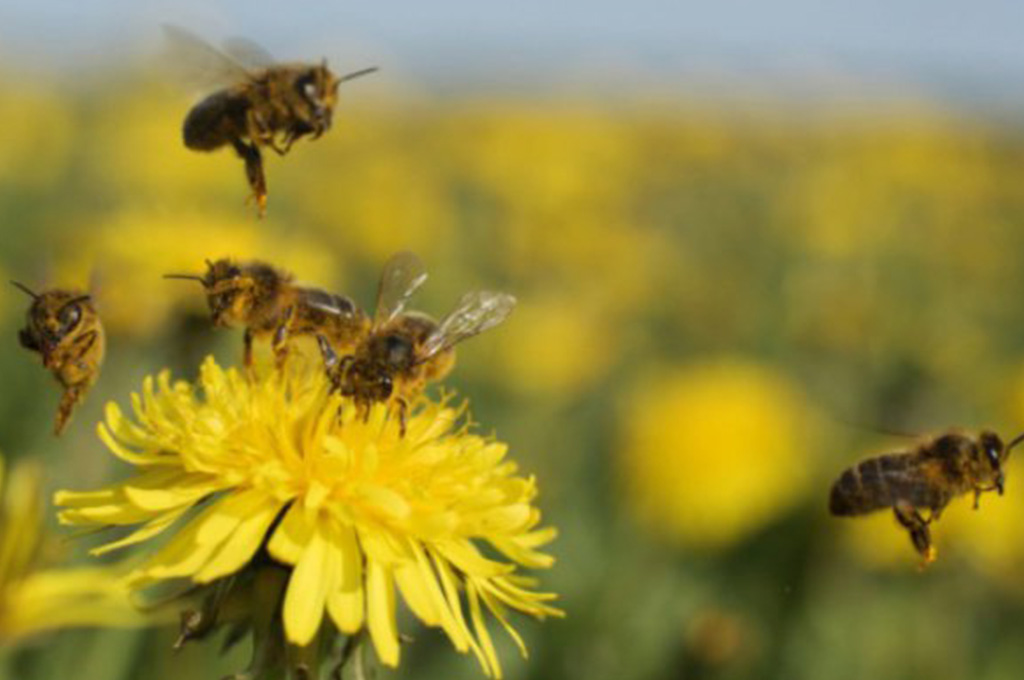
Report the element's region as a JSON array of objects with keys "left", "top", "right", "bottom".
[
  {"left": 491, "top": 296, "right": 618, "bottom": 397},
  {"left": 56, "top": 208, "right": 338, "bottom": 337},
  {"left": 91, "top": 84, "right": 241, "bottom": 203},
  {"left": 941, "top": 457, "right": 1024, "bottom": 578},
  {"left": 57, "top": 356, "right": 561, "bottom": 677},
  {"left": 0, "top": 83, "right": 72, "bottom": 188},
  {"left": 618, "top": 360, "right": 817, "bottom": 549},
  {"left": 0, "top": 456, "right": 142, "bottom": 644},
  {"left": 291, "top": 115, "right": 453, "bottom": 263}
]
